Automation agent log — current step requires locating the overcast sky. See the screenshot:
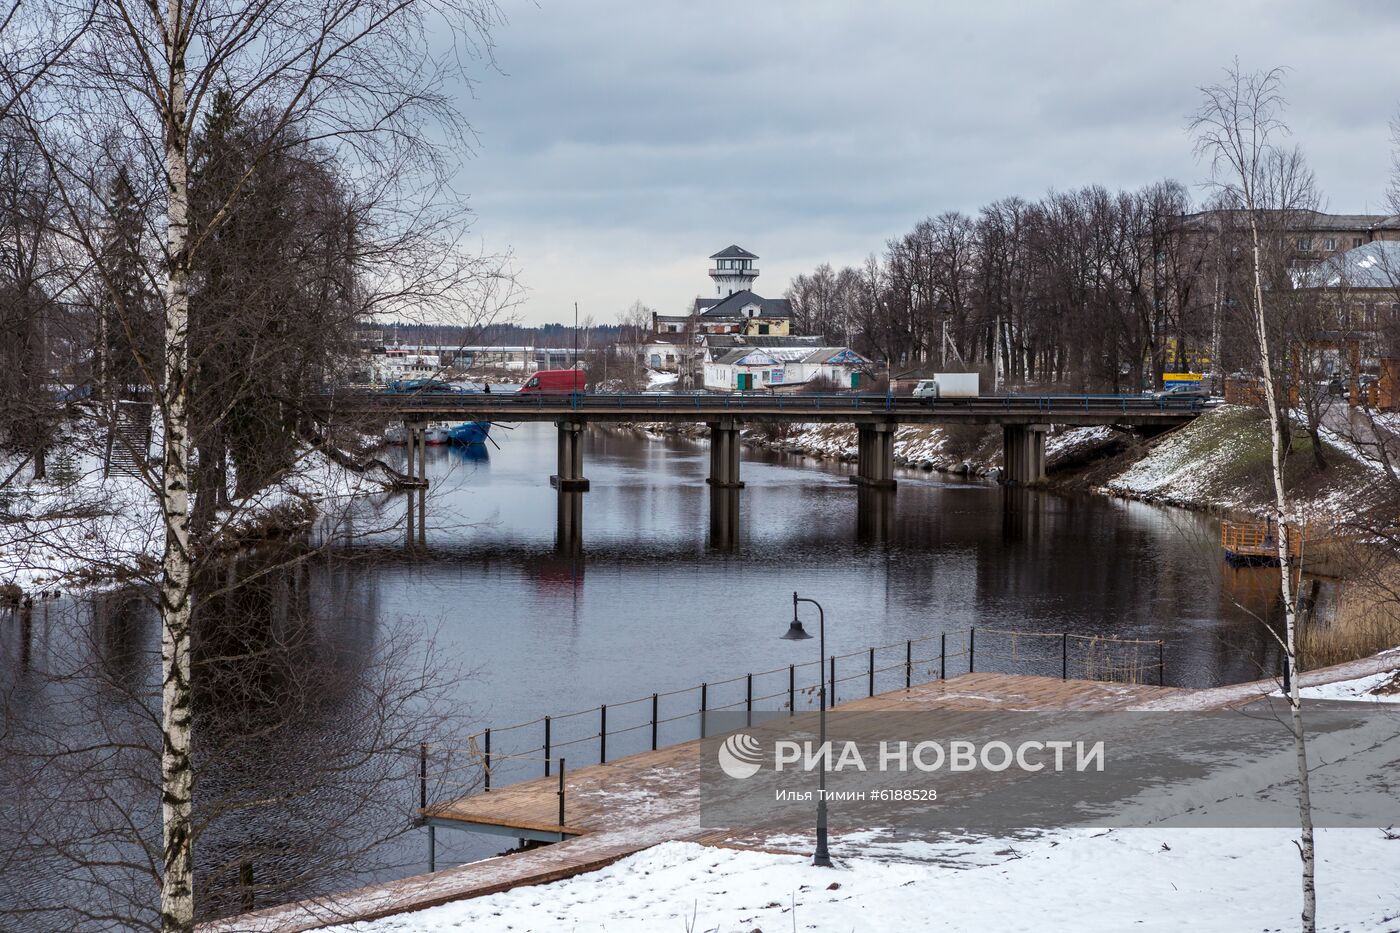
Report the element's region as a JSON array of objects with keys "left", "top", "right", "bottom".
[{"left": 456, "top": 0, "right": 1400, "bottom": 325}]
